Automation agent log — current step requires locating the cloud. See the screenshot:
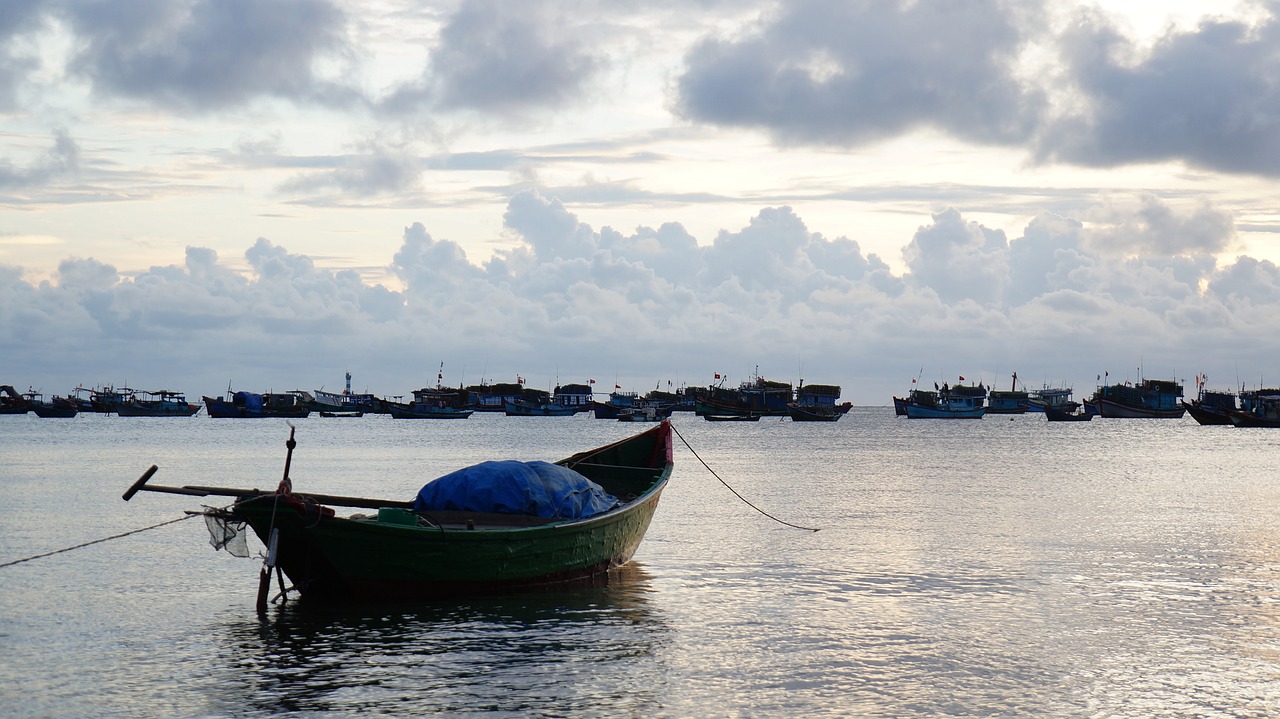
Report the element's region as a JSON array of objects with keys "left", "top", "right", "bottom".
[
  {"left": 1042, "top": 9, "right": 1280, "bottom": 175},
  {"left": 381, "top": 0, "right": 605, "bottom": 116},
  {"left": 0, "top": 130, "right": 80, "bottom": 191},
  {"left": 277, "top": 138, "right": 423, "bottom": 199},
  {"left": 1083, "top": 196, "right": 1235, "bottom": 257},
  {"left": 0, "top": 2, "right": 47, "bottom": 110},
  {"left": 672, "top": 1, "right": 1280, "bottom": 178},
  {"left": 61, "top": 0, "right": 359, "bottom": 110},
  {"left": 675, "top": 0, "right": 1046, "bottom": 147},
  {"left": 3, "top": 191, "right": 1279, "bottom": 402},
  {"left": 903, "top": 208, "right": 1010, "bottom": 306}
]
